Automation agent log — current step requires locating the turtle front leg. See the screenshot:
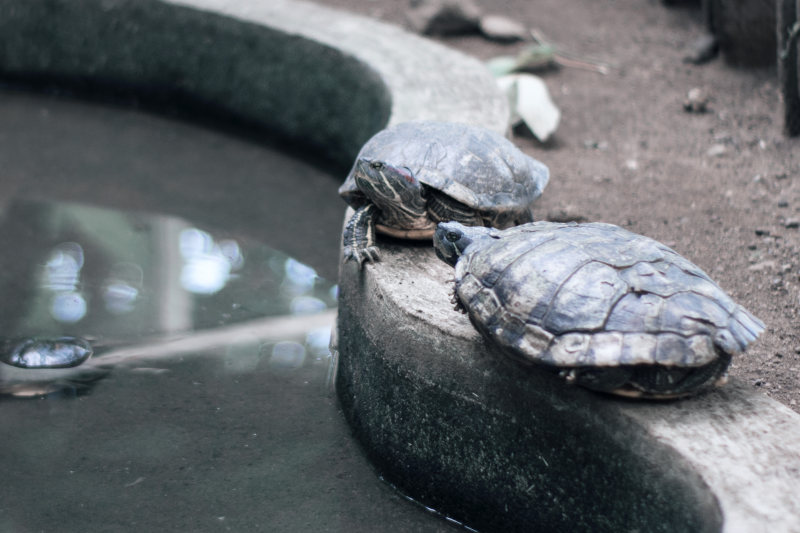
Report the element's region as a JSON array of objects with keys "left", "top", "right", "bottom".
[
  {"left": 343, "top": 203, "right": 380, "bottom": 267},
  {"left": 447, "top": 278, "right": 467, "bottom": 314}
]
